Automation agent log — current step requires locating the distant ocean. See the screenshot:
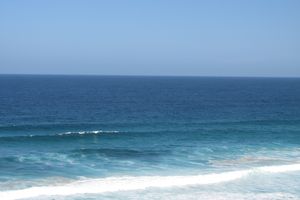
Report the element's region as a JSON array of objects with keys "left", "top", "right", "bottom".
[{"left": 0, "top": 75, "right": 300, "bottom": 200}]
